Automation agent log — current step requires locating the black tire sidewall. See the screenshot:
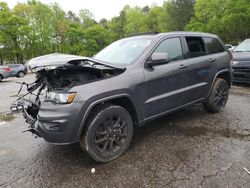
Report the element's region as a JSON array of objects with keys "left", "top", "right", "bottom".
[
  {"left": 83, "top": 105, "right": 133, "bottom": 162},
  {"left": 205, "top": 78, "right": 229, "bottom": 113}
]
